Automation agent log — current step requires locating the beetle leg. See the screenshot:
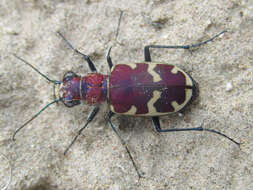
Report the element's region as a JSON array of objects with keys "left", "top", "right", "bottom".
[
  {"left": 152, "top": 117, "right": 240, "bottom": 147},
  {"left": 106, "top": 46, "right": 113, "bottom": 69},
  {"left": 57, "top": 32, "right": 97, "bottom": 72},
  {"left": 106, "top": 111, "right": 142, "bottom": 179},
  {"left": 106, "top": 11, "right": 124, "bottom": 70},
  {"left": 115, "top": 11, "right": 123, "bottom": 41},
  {"left": 64, "top": 106, "right": 100, "bottom": 155},
  {"left": 144, "top": 30, "right": 227, "bottom": 62}
]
